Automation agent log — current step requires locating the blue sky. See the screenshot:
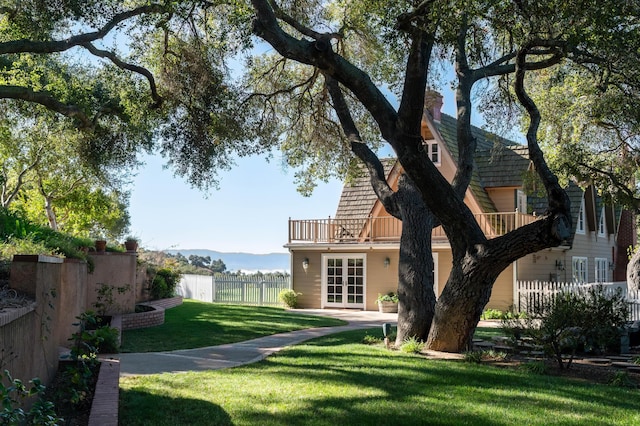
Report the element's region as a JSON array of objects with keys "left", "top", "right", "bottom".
[{"left": 128, "top": 89, "right": 462, "bottom": 254}]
